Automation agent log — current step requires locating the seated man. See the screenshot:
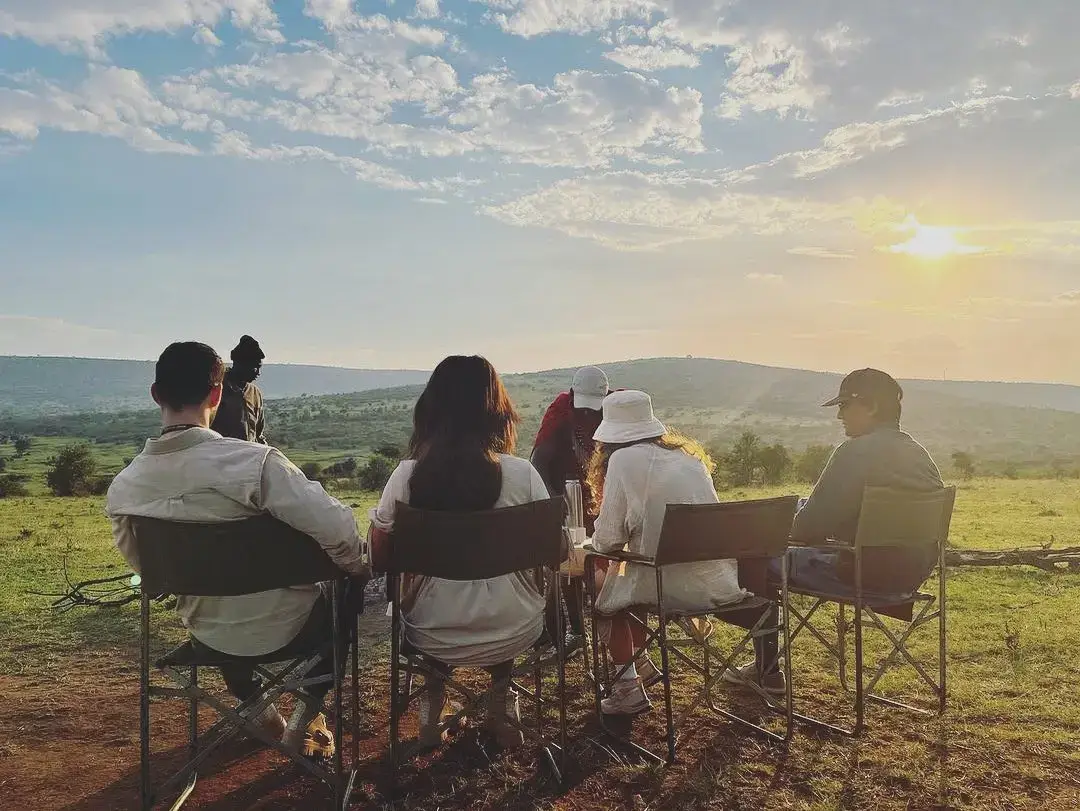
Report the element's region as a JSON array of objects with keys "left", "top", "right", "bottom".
[
  {"left": 107, "top": 342, "right": 368, "bottom": 753},
  {"left": 725, "top": 368, "right": 944, "bottom": 693}
]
